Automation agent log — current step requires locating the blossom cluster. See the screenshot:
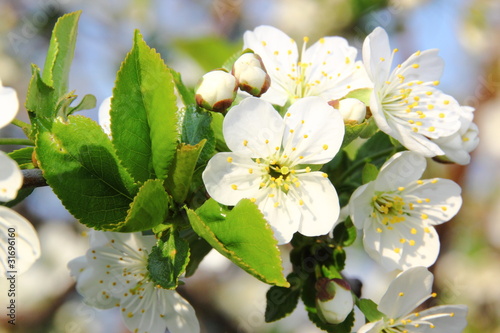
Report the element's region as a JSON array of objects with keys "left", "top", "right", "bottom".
[{"left": 1, "top": 20, "right": 478, "bottom": 333}]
